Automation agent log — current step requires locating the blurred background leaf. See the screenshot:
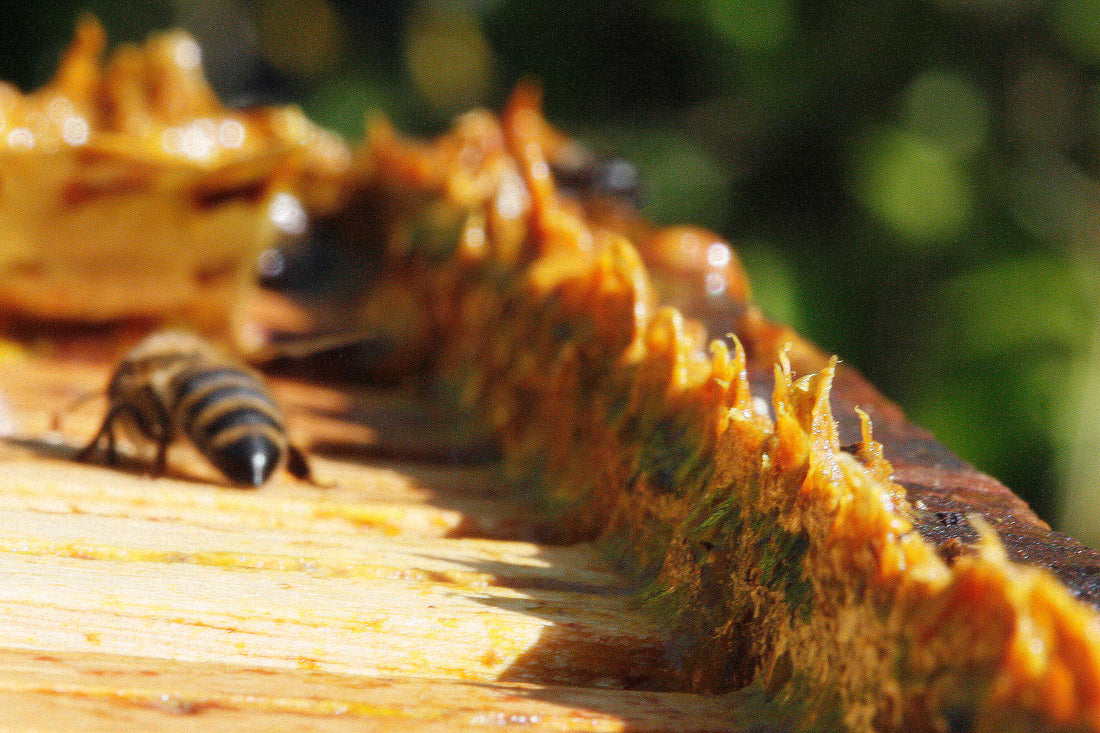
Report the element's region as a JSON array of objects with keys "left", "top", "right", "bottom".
[{"left": 4, "top": 0, "right": 1100, "bottom": 542}]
